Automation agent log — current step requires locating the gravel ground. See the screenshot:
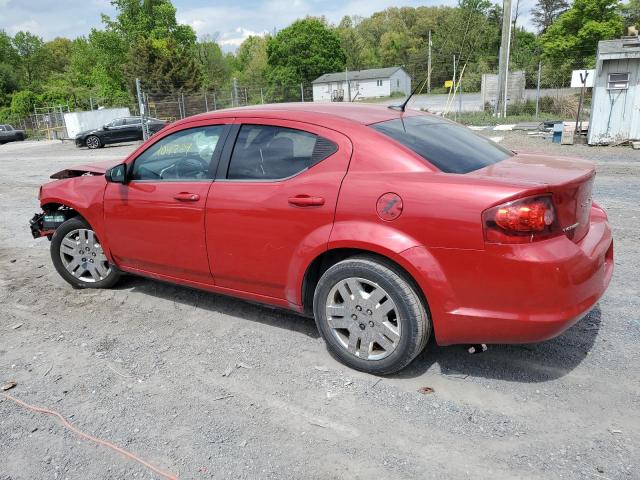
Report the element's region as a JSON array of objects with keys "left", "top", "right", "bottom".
[{"left": 0, "top": 134, "right": 639, "bottom": 480}]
